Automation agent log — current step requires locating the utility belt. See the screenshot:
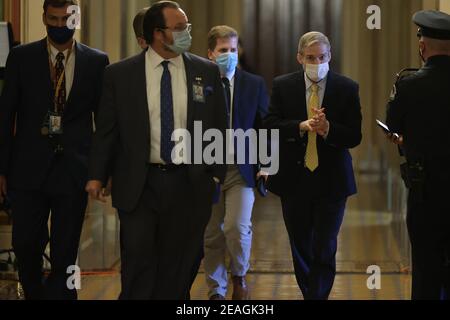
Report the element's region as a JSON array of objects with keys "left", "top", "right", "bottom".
[{"left": 400, "top": 159, "right": 426, "bottom": 203}]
